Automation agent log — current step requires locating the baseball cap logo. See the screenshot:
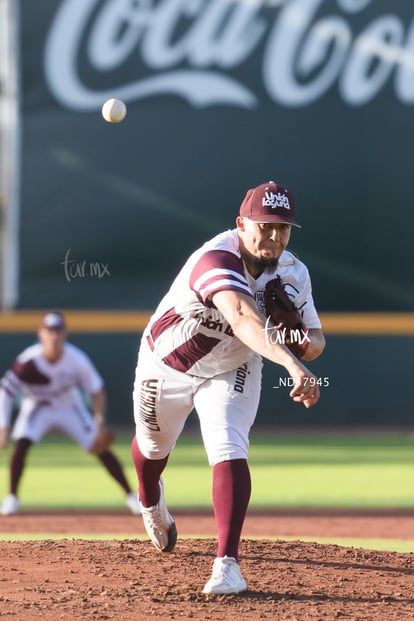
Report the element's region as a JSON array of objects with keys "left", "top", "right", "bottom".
[{"left": 262, "top": 191, "right": 291, "bottom": 210}]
